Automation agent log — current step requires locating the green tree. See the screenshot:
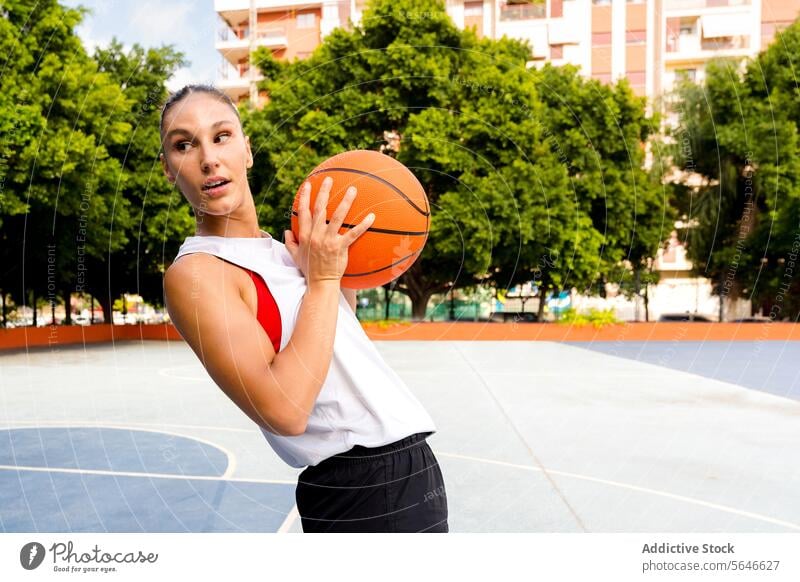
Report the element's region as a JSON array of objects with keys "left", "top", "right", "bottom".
[
  {"left": 91, "top": 40, "right": 191, "bottom": 321},
  {"left": 245, "top": 0, "right": 619, "bottom": 319},
  {"left": 532, "top": 64, "right": 670, "bottom": 321},
  {"left": 0, "top": 0, "right": 133, "bottom": 324},
  {"left": 670, "top": 23, "right": 800, "bottom": 320},
  {"left": 742, "top": 21, "right": 800, "bottom": 318}
]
